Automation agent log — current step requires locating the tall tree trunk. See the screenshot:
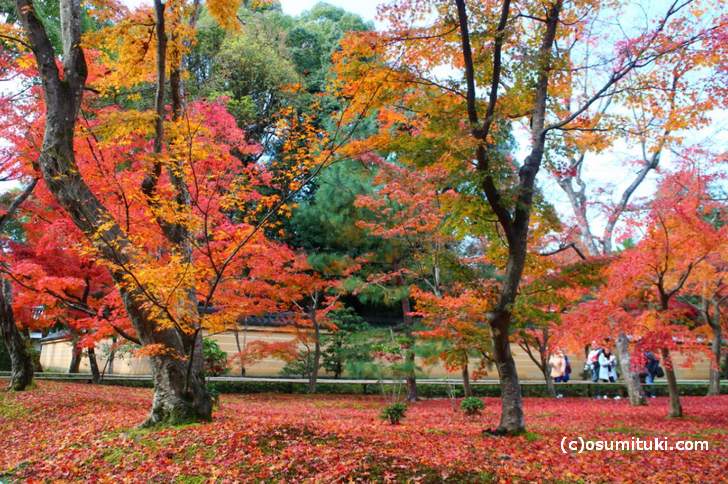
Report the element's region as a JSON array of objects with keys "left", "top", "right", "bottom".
[
  {"left": 401, "top": 294, "right": 417, "bottom": 402},
  {"left": 0, "top": 280, "right": 34, "bottom": 391},
  {"left": 233, "top": 328, "right": 245, "bottom": 376},
  {"left": 107, "top": 339, "right": 115, "bottom": 375},
  {"left": 707, "top": 314, "right": 721, "bottom": 396},
  {"left": 308, "top": 311, "right": 321, "bottom": 394},
  {"left": 661, "top": 347, "right": 683, "bottom": 418},
  {"left": 616, "top": 332, "right": 646, "bottom": 405},
  {"left": 87, "top": 346, "right": 100, "bottom": 383},
  {"left": 462, "top": 361, "right": 473, "bottom": 397}
]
